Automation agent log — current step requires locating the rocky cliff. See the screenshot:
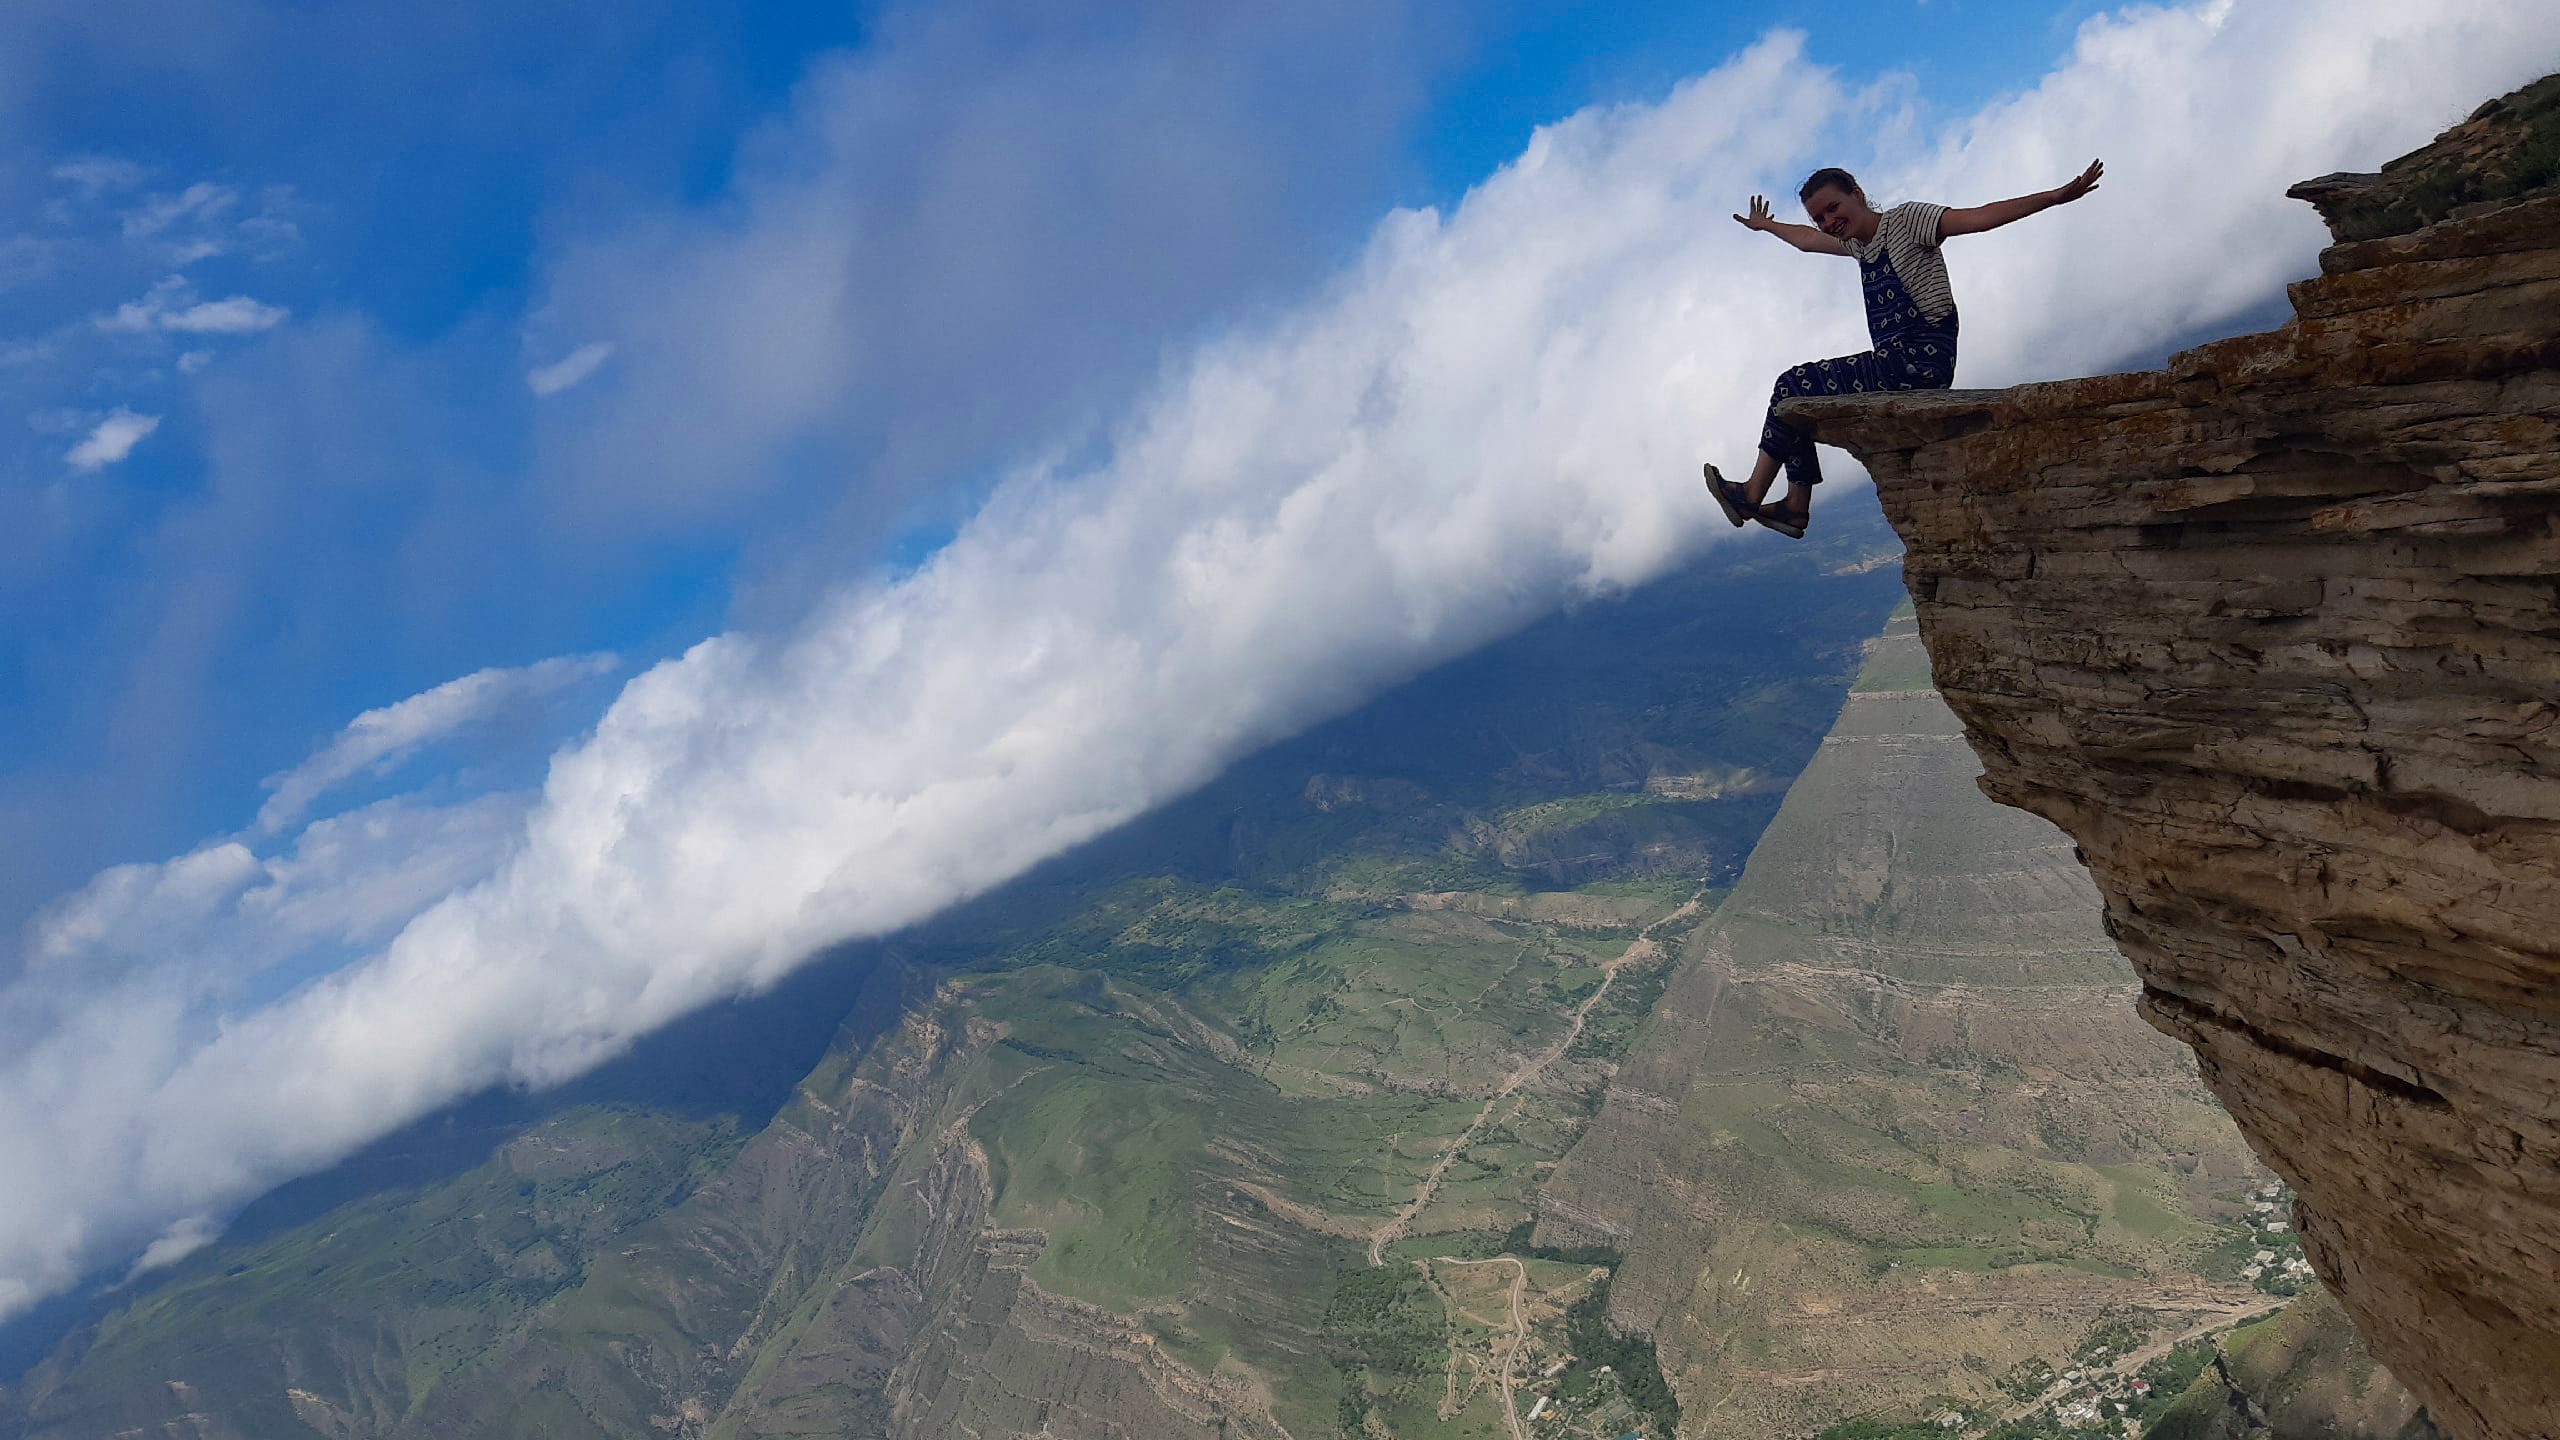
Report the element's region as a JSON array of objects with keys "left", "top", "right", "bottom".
[{"left": 1781, "top": 78, "right": 2560, "bottom": 1440}]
